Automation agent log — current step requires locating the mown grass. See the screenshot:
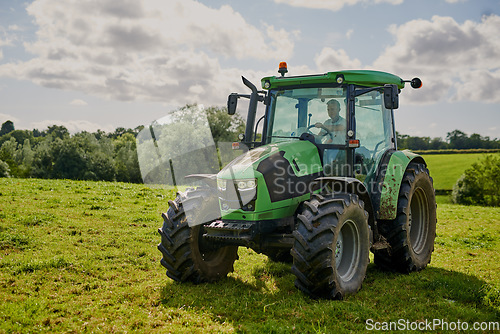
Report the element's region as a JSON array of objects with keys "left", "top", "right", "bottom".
[
  {"left": 422, "top": 152, "right": 500, "bottom": 191},
  {"left": 0, "top": 178, "right": 499, "bottom": 333}
]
